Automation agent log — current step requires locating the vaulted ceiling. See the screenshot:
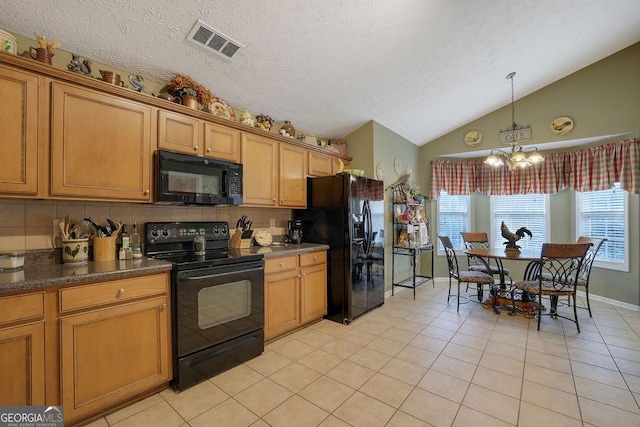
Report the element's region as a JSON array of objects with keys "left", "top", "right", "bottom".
[{"left": 4, "top": 0, "right": 640, "bottom": 146}]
